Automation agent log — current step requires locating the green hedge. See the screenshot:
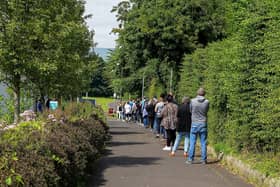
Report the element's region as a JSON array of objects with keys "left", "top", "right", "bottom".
[
  {"left": 178, "top": 0, "right": 280, "bottom": 154},
  {"left": 0, "top": 103, "right": 109, "bottom": 186}
]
